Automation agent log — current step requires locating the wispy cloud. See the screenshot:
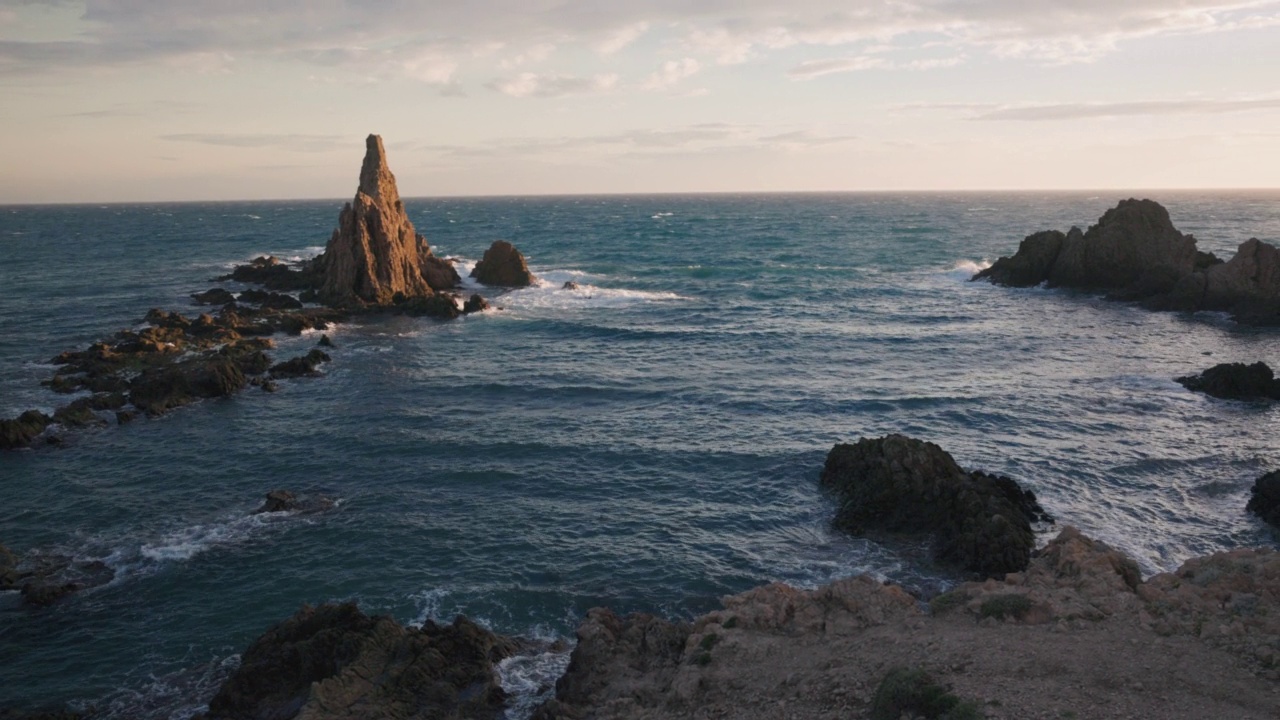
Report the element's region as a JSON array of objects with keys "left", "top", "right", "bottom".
[
  {"left": 789, "top": 55, "right": 886, "bottom": 79},
  {"left": 487, "top": 72, "right": 619, "bottom": 99},
  {"left": 644, "top": 58, "right": 700, "bottom": 91},
  {"left": 160, "top": 133, "right": 350, "bottom": 153},
  {"left": 973, "top": 97, "right": 1280, "bottom": 120}
]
